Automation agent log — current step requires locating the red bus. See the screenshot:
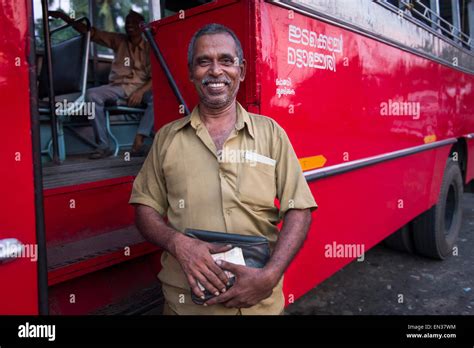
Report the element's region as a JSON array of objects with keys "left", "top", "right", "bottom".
[{"left": 1, "top": 0, "right": 473, "bottom": 314}]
